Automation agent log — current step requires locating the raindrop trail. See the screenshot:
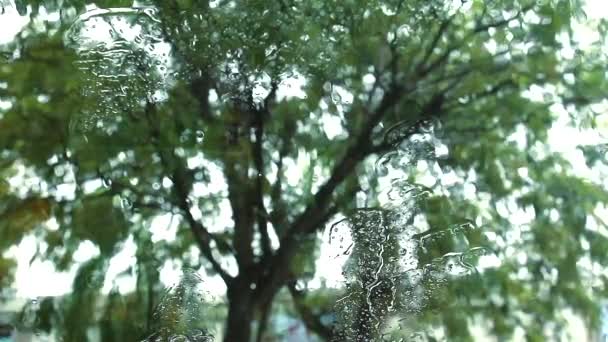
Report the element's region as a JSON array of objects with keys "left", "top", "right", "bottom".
[{"left": 365, "top": 213, "right": 388, "bottom": 333}]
